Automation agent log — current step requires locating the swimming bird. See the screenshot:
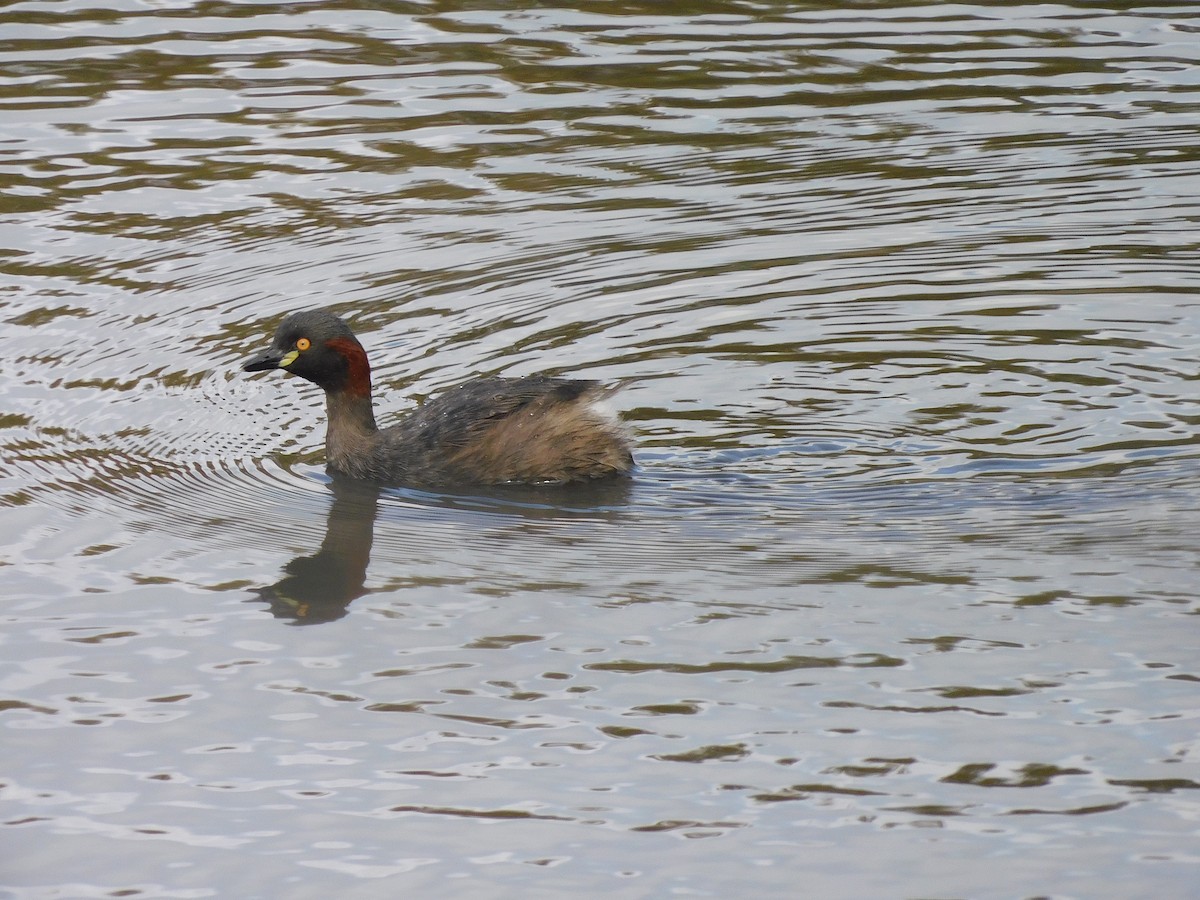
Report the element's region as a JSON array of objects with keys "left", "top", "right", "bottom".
[{"left": 242, "top": 309, "right": 633, "bottom": 486}]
